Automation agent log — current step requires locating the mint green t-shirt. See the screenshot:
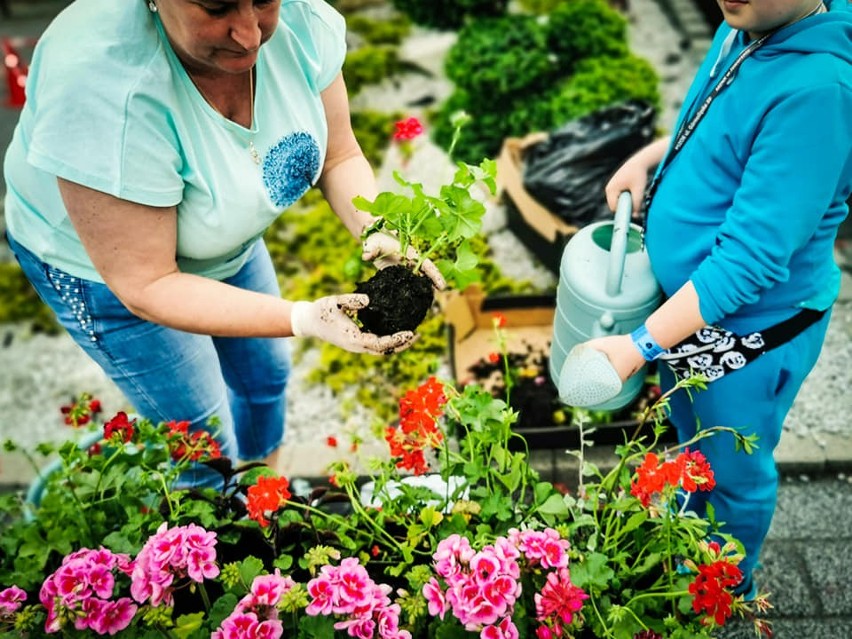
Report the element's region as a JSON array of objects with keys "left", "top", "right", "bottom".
[{"left": 3, "top": 0, "right": 346, "bottom": 282}]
